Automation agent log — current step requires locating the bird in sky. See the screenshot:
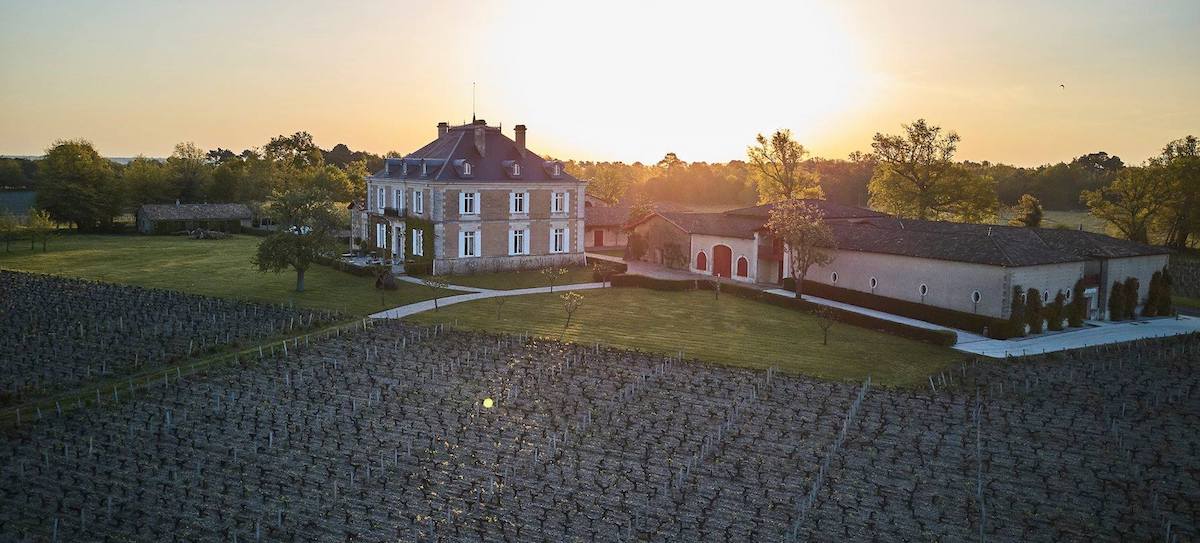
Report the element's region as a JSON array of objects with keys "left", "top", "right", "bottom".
[{"left": 1060, "top": 84, "right": 1065, "bottom": 89}]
